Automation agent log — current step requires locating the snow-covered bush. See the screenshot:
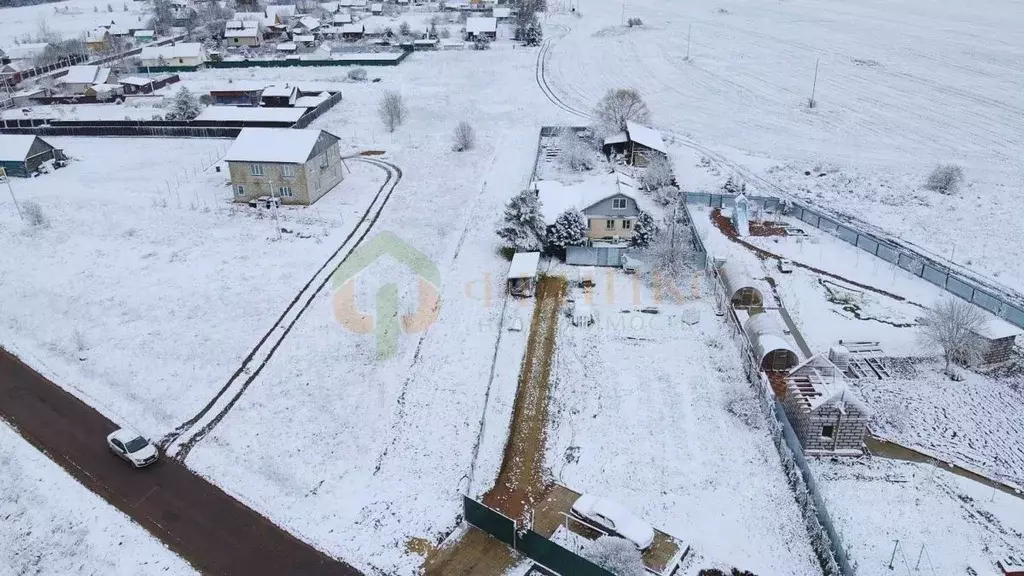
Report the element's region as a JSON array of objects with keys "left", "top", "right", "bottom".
[
  {"left": 452, "top": 121, "right": 475, "bottom": 151},
  {"left": 472, "top": 36, "right": 491, "bottom": 50},
  {"left": 164, "top": 87, "right": 202, "bottom": 121},
  {"left": 378, "top": 90, "right": 406, "bottom": 132},
  {"left": 547, "top": 208, "right": 588, "bottom": 250},
  {"left": 584, "top": 536, "right": 645, "bottom": 576},
  {"left": 629, "top": 211, "right": 656, "bottom": 248},
  {"left": 924, "top": 163, "right": 964, "bottom": 195},
  {"left": 641, "top": 154, "right": 674, "bottom": 190},
  {"left": 347, "top": 67, "right": 367, "bottom": 82},
  {"left": 639, "top": 218, "right": 696, "bottom": 282},
  {"left": 594, "top": 87, "right": 650, "bottom": 132},
  {"left": 559, "top": 133, "right": 594, "bottom": 172},
  {"left": 721, "top": 175, "right": 746, "bottom": 194},
  {"left": 496, "top": 190, "right": 546, "bottom": 251},
  {"left": 627, "top": 17, "right": 643, "bottom": 27},
  {"left": 399, "top": 20, "right": 411, "bottom": 36},
  {"left": 23, "top": 201, "right": 48, "bottom": 228}
]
